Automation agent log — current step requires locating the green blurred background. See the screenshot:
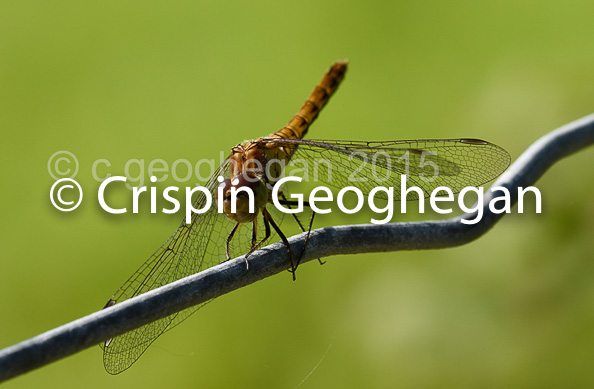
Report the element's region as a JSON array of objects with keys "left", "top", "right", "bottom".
[{"left": 1, "top": 0, "right": 594, "bottom": 387}]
